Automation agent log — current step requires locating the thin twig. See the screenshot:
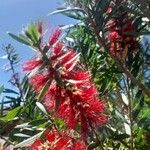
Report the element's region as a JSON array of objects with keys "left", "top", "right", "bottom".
[
  {"left": 4, "top": 44, "right": 24, "bottom": 103},
  {"left": 126, "top": 78, "right": 134, "bottom": 150}
]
